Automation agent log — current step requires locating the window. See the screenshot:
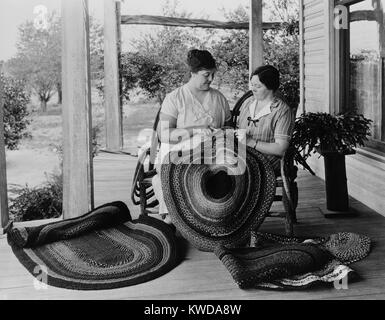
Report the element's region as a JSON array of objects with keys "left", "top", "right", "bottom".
[{"left": 338, "top": 0, "right": 385, "bottom": 152}]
